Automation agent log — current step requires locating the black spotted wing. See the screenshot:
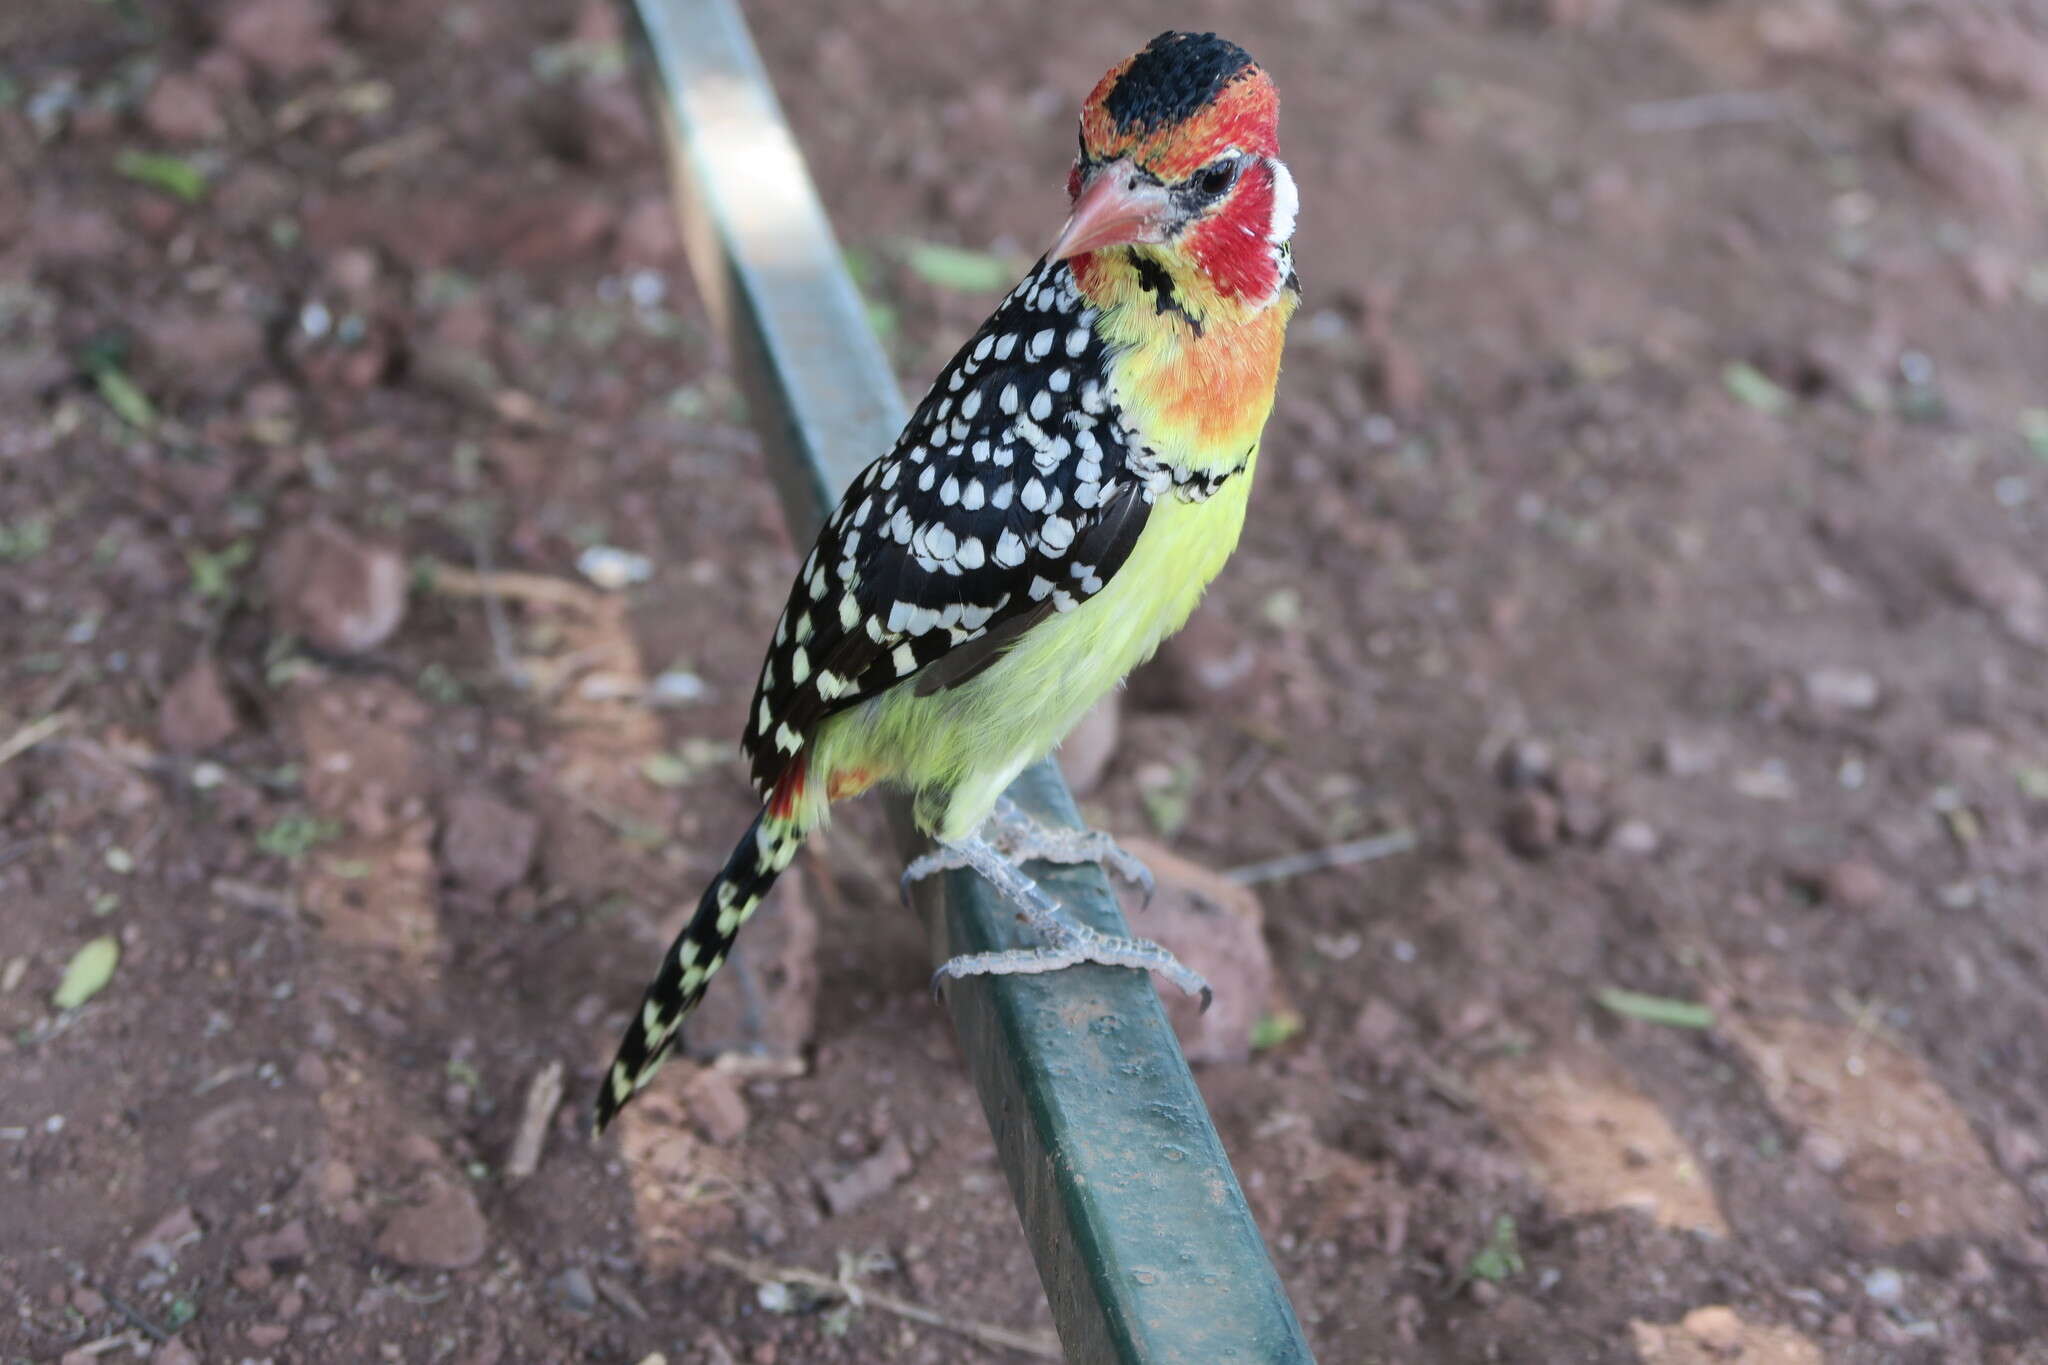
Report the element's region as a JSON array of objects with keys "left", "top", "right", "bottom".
[{"left": 741, "top": 259, "right": 1159, "bottom": 794}]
